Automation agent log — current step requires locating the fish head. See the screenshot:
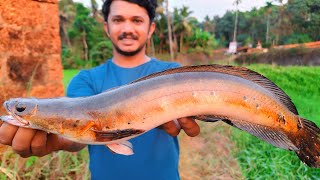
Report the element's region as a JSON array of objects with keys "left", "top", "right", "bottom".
[
  {"left": 2, "top": 97, "right": 98, "bottom": 140},
  {"left": 3, "top": 98, "right": 38, "bottom": 126}
]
